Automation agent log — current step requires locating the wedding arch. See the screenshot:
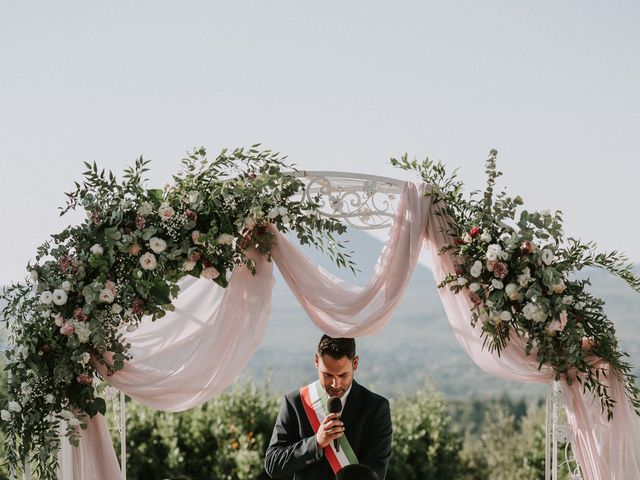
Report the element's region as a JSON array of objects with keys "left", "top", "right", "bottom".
[{"left": 2, "top": 147, "right": 640, "bottom": 480}]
